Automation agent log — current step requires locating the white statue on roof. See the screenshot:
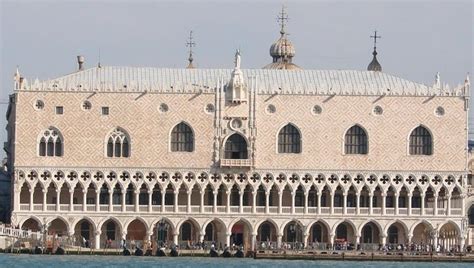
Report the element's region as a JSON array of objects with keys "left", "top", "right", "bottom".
[{"left": 226, "top": 49, "right": 247, "bottom": 104}]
